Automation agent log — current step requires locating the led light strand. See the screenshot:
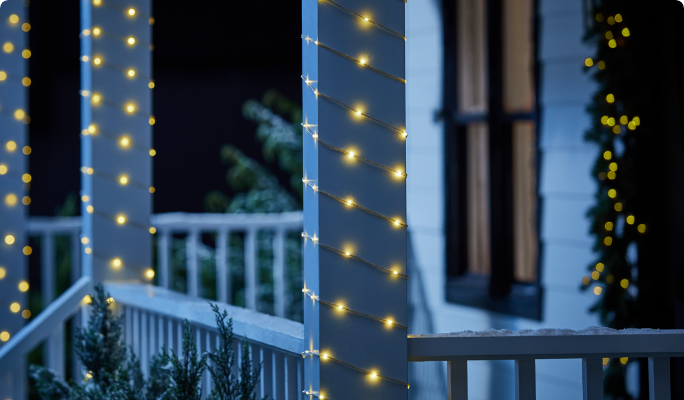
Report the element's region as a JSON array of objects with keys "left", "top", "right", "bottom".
[
  {"left": 302, "top": 76, "right": 407, "bottom": 138},
  {"left": 304, "top": 290, "right": 408, "bottom": 329},
  {"left": 90, "top": 28, "right": 152, "bottom": 48},
  {"left": 301, "top": 350, "right": 410, "bottom": 388},
  {"left": 92, "top": 252, "right": 156, "bottom": 280},
  {"left": 301, "top": 36, "right": 405, "bottom": 84},
  {"left": 84, "top": 96, "right": 150, "bottom": 117},
  {"left": 91, "top": 128, "right": 154, "bottom": 153},
  {"left": 304, "top": 181, "right": 407, "bottom": 228},
  {"left": 301, "top": 233, "right": 408, "bottom": 279},
  {"left": 85, "top": 168, "right": 150, "bottom": 191},
  {"left": 91, "top": 209, "right": 153, "bottom": 232},
  {"left": 302, "top": 390, "right": 326, "bottom": 399},
  {"left": 303, "top": 125, "right": 406, "bottom": 178},
  {"left": 88, "top": 58, "right": 153, "bottom": 82},
  {"left": 94, "top": 2, "right": 152, "bottom": 19},
  {"left": 319, "top": 0, "right": 406, "bottom": 41}
]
